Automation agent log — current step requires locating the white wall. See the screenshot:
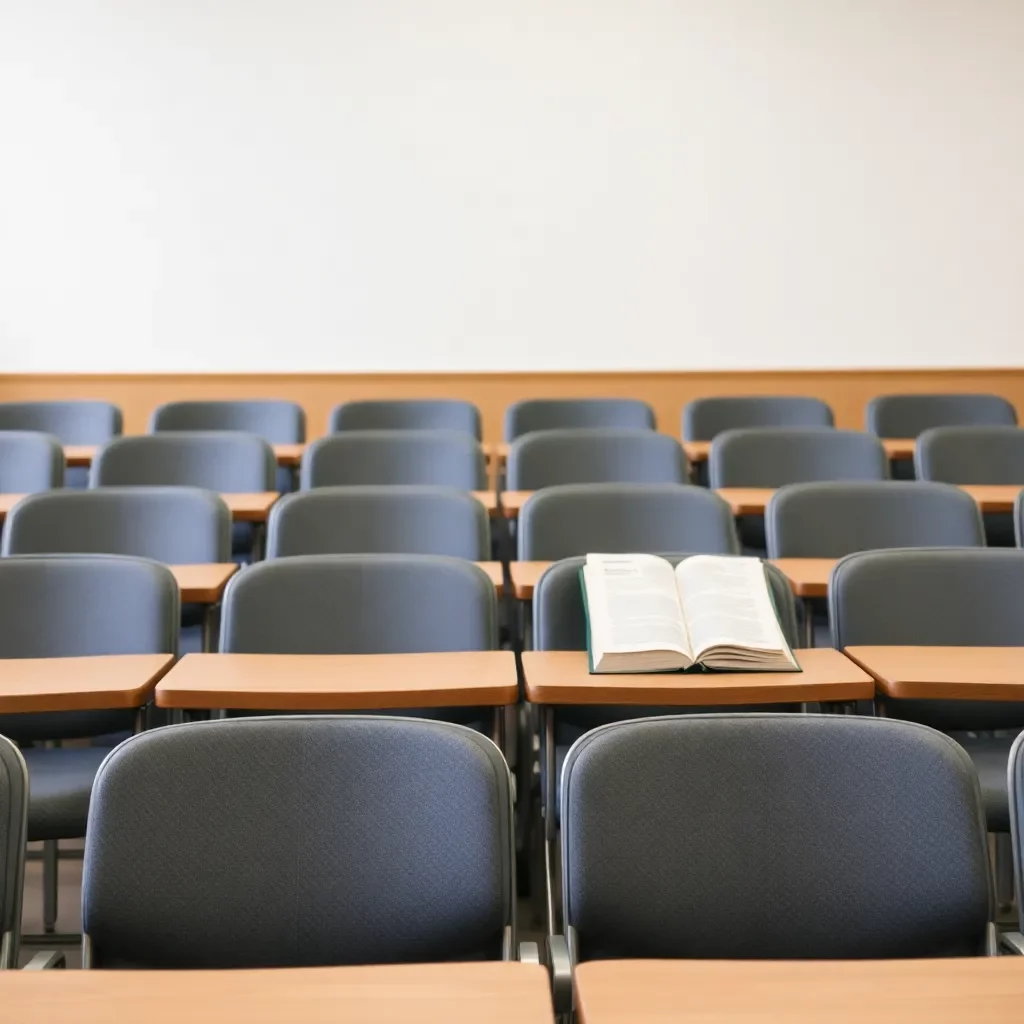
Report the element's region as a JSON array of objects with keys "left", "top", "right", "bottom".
[{"left": 1, "top": 0, "right": 1022, "bottom": 373}]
